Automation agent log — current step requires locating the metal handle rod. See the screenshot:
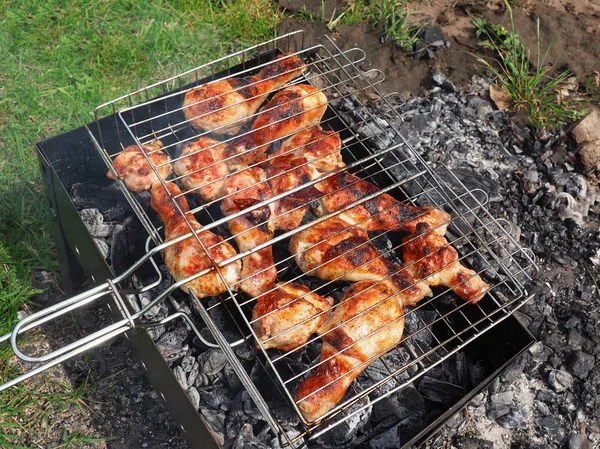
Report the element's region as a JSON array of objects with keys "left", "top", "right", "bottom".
[{"left": 0, "top": 326, "right": 128, "bottom": 393}]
